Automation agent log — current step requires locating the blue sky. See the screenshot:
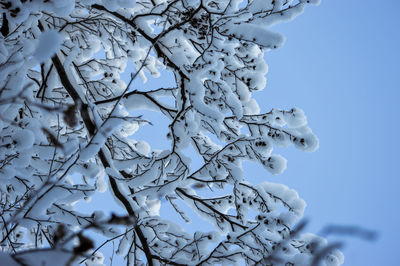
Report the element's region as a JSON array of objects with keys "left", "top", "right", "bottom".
[
  {"left": 77, "top": 1, "right": 400, "bottom": 265},
  {"left": 258, "top": 0, "right": 400, "bottom": 265}
]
